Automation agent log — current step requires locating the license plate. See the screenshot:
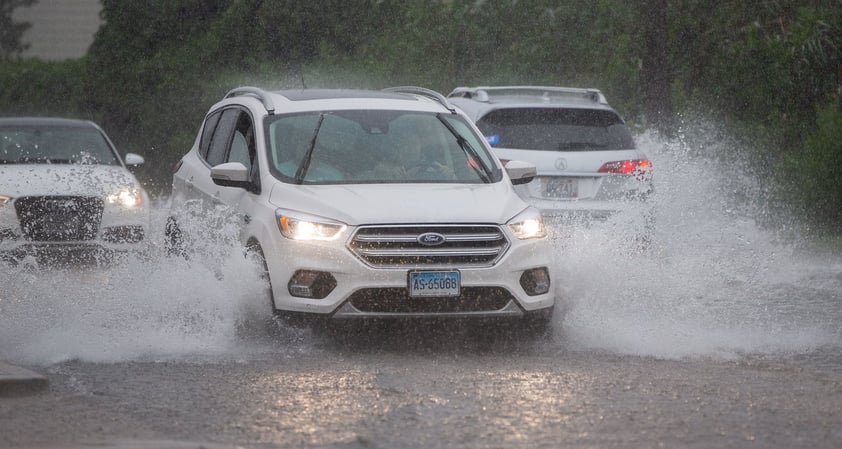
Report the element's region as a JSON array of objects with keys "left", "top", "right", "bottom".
[
  {"left": 544, "top": 177, "right": 578, "bottom": 198},
  {"left": 408, "top": 270, "right": 460, "bottom": 297}
]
